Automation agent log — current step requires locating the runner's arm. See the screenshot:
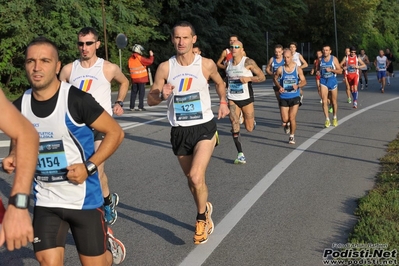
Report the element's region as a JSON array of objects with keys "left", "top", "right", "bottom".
[
  {"left": 147, "top": 61, "right": 169, "bottom": 106},
  {"left": 66, "top": 109, "right": 124, "bottom": 184},
  {"left": 299, "top": 54, "right": 308, "bottom": 69},
  {"left": 58, "top": 63, "right": 73, "bottom": 82},
  {"left": 265, "top": 57, "right": 274, "bottom": 76},
  {"left": 0, "top": 90, "right": 38, "bottom": 250},
  {"left": 297, "top": 67, "right": 307, "bottom": 89},
  {"left": 245, "top": 58, "right": 265, "bottom": 83},
  {"left": 205, "top": 58, "right": 229, "bottom": 119},
  {"left": 112, "top": 63, "right": 129, "bottom": 103},
  {"left": 216, "top": 50, "right": 227, "bottom": 70},
  {"left": 364, "top": 55, "right": 370, "bottom": 65},
  {"left": 339, "top": 56, "right": 347, "bottom": 68},
  {"left": 357, "top": 58, "right": 366, "bottom": 69},
  {"left": 332, "top": 57, "right": 342, "bottom": 74},
  {"left": 273, "top": 67, "right": 282, "bottom": 88}
]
